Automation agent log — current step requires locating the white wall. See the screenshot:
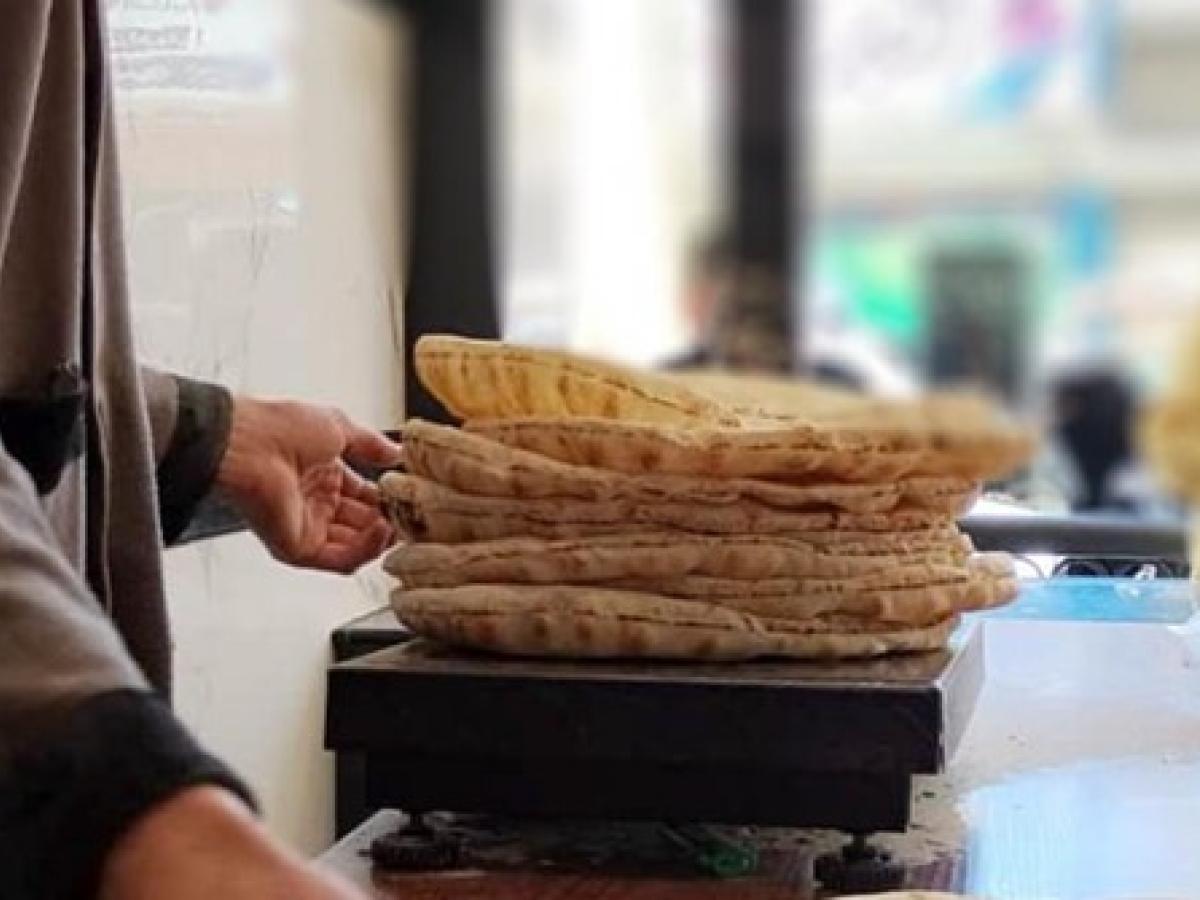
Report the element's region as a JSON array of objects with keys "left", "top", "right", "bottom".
[{"left": 114, "top": 0, "right": 407, "bottom": 854}]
